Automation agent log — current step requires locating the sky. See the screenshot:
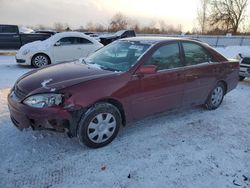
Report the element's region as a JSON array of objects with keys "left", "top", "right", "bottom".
[{"left": 0, "top": 0, "right": 200, "bottom": 31}]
